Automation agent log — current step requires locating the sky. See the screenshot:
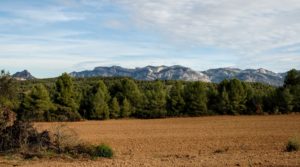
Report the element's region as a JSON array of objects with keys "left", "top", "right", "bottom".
[{"left": 0, "top": 0, "right": 300, "bottom": 78}]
